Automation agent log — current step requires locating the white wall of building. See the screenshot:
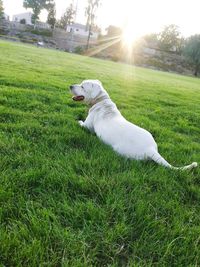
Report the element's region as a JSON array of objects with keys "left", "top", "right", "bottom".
[
  {"left": 12, "top": 12, "right": 33, "bottom": 25},
  {"left": 66, "top": 24, "right": 98, "bottom": 39},
  {"left": 36, "top": 21, "right": 51, "bottom": 29}
]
